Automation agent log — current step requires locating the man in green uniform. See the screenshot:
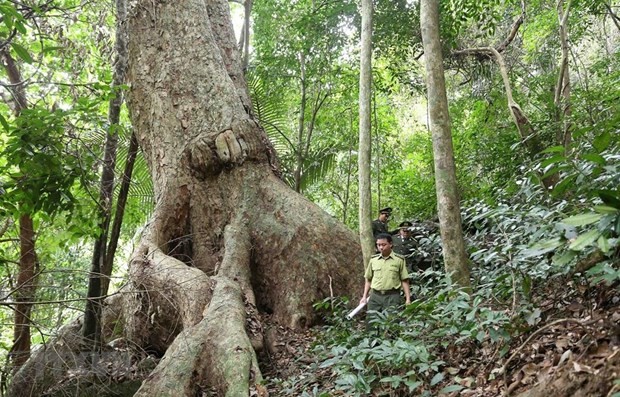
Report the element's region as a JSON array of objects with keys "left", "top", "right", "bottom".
[
  {"left": 360, "top": 233, "right": 410, "bottom": 327},
  {"left": 371, "top": 207, "right": 392, "bottom": 238},
  {"left": 392, "top": 221, "right": 419, "bottom": 274}
]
